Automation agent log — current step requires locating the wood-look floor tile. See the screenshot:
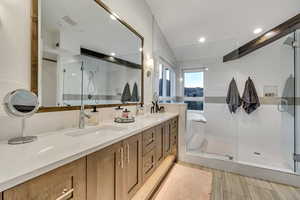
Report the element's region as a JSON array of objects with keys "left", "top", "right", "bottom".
[
  {"left": 213, "top": 170, "right": 225, "bottom": 180},
  {"left": 245, "top": 176, "right": 273, "bottom": 190},
  {"left": 223, "top": 172, "right": 250, "bottom": 196},
  {"left": 211, "top": 176, "right": 224, "bottom": 200},
  {"left": 223, "top": 191, "right": 251, "bottom": 200},
  {"left": 270, "top": 183, "right": 300, "bottom": 200},
  {"left": 176, "top": 162, "right": 300, "bottom": 200},
  {"left": 248, "top": 185, "right": 281, "bottom": 200}
]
